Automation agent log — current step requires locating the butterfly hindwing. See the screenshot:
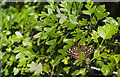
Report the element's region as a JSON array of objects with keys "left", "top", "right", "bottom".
[{"left": 66, "top": 45, "right": 95, "bottom": 59}]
